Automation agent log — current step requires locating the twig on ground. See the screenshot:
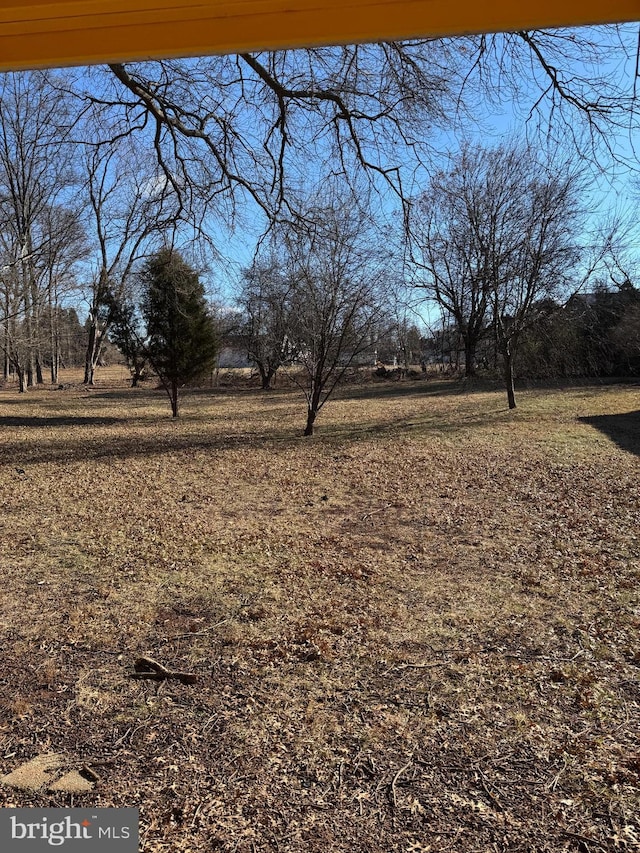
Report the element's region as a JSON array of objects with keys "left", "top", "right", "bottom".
[
  {"left": 548, "top": 759, "right": 568, "bottom": 791},
  {"left": 478, "top": 771, "right": 504, "bottom": 810},
  {"left": 383, "top": 662, "right": 444, "bottom": 676},
  {"left": 191, "top": 802, "right": 202, "bottom": 827},
  {"left": 390, "top": 759, "right": 413, "bottom": 809},
  {"left": 361, "top": 503, "right": 392, "bottom": 521}
]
